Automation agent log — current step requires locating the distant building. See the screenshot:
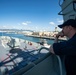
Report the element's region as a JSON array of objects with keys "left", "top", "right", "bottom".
[{"left": 55, "top": 27, "right": 58, "bottom": 32}]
